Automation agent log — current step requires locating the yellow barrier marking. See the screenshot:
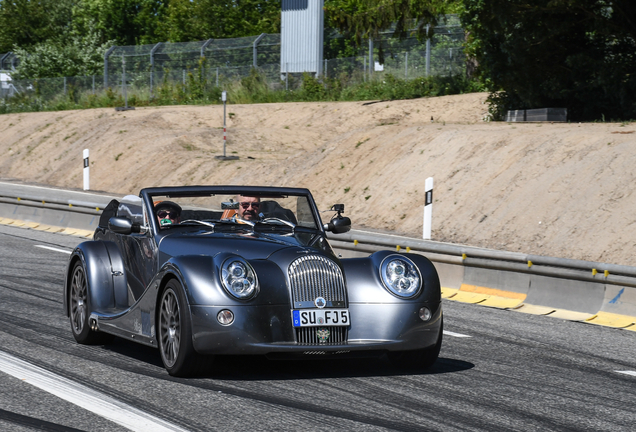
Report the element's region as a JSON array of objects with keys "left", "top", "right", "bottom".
[
  {"left": 353, "top": 239, "right": 358, "bottom": 246},
  {"left": 462, "top": 253, "right": 467, "bottom": 260},
  {"left": 592, "top": 269, "right": 598, "bottom": 276},
  {"left": 459, "top": 284, "right": 526, "bottom": 299},
  {"left": 45, "top": 226, "right": 66, "bottom": 233},
  {"left": 548, "top": 309, "right": 596, "bottom": 321},
  {"left": 585, "top": 312, "right": 636, "bottom": 328},
  {"left": 441, "top": 287, "right": 459, "bottom": 299},
  {"left": 528, "top": 260, "right": 533, "bottom": 268},
  {"left": 25, "top": 222, "right": 40, "bottom": 228},
  {"left": 396, "top": 245, "right": 401, "bottom": 251},
  {"left": 604, "top": 270, "right": 610, "bottom": 277},
  {"left": 451, "top": 291, "right": 488, "bottom": 304},
  {"left": 33, "top": 225, "right": 55, "bottom": 231},
  {"left": 406, "top": 247, "right": 411, "bottom": 252},
  {"left": 480, "top": 297, "right": 525, "bottom": 309},
  {"left": 514, "top": 304, "right": 556, "bottom": 315}
]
